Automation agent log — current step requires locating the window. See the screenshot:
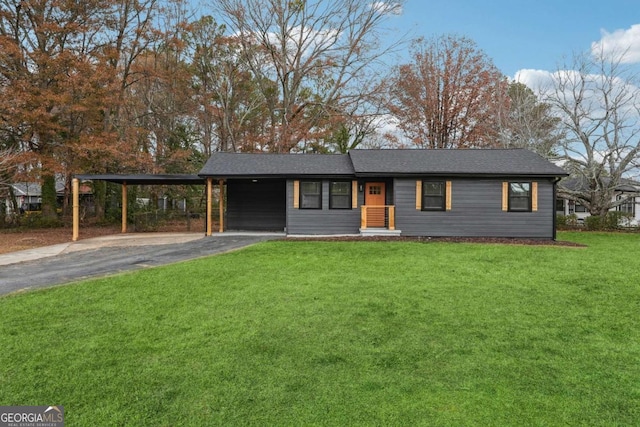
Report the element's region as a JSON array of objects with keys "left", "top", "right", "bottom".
[
  {"left": 422, "top": 181, "right": 445, "bottom": 211},
  {"left": 508, "top": 182, "right": 531, "bottom": 212},
  {"left": 574, "top": 203, "right": 587, "bottom": 213},
  {"left": 617, "top": 195, "right": 636, "bottom": 215},
  {"left": 556, "top": 199, "right": 565, "bottom": 213},
  {"left": 329, "top": 181, "right": 351, "bottom": 209},
  {"left": 300, "top": 181, "right": 322, "bottom": 209},
  {"left": 369, "top": 185, "right": 381, "bottom": 195}
]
